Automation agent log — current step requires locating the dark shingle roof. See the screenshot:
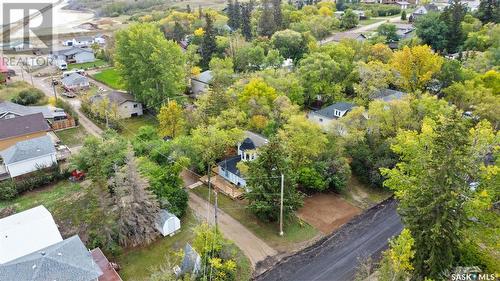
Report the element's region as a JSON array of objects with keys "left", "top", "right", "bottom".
[
  {"left": 218, "top": 155, "right": 242, "bottom": 176},
  {"left": 313, "top": 102, "right": 355, "bottom": 119},
  {"left": 371, "top": 89, "right": 407, "bottom": 102},
  {"left": 239, "top": 138, "right": 256, "bottom": 151},
  {"left": 52, "top": 47, "right": 93, "bottom": 56},
  {"left": 0, "top": 235, "right": 102, "bottom": 281},
  {"left": 0, "top": 113, "right": 49, "bottom": 140}
]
